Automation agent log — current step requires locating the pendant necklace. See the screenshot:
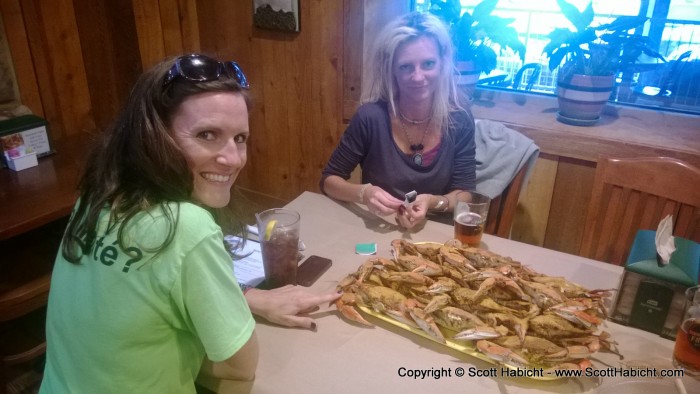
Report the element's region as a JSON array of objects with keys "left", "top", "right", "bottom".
[{"left": 398, "top": 116, "right": 430, "bottom": 166}]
